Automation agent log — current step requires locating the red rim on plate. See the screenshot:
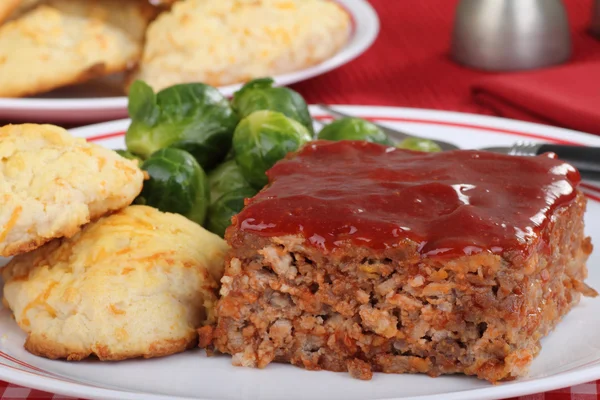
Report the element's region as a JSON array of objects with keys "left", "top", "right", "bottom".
[
  {"left": 85, "top": 115, "right": 600, "bottom": 202},
  {"left": 2, "top": 107, "right": 599, "bottom": 400}
]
